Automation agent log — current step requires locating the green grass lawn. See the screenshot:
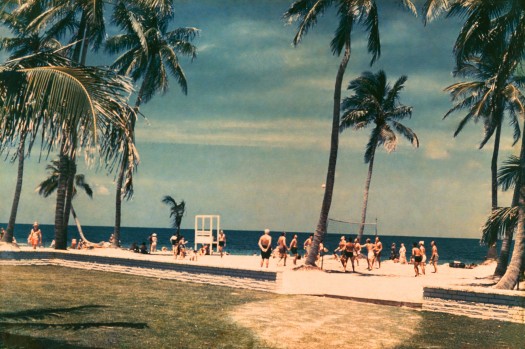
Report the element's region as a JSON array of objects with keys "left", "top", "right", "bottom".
[{"left": 0, "top": 265, "right": 523, "bottom": 348}]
